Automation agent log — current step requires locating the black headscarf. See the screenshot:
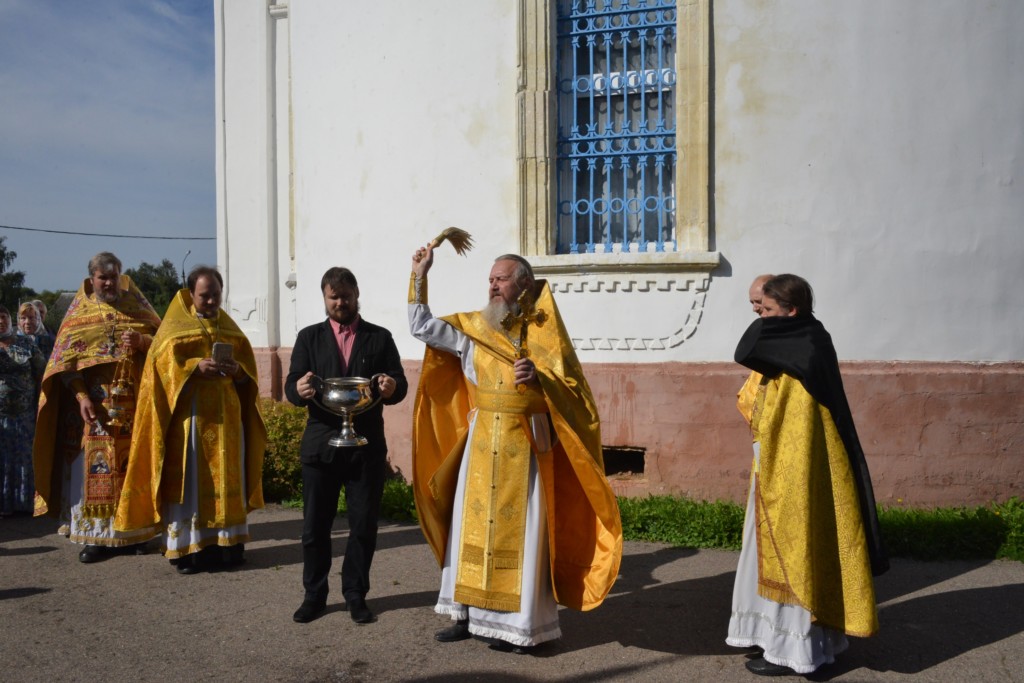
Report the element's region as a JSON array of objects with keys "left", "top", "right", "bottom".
[{"left": 735, "top": 315, "right": 890, "bottom": 576}]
